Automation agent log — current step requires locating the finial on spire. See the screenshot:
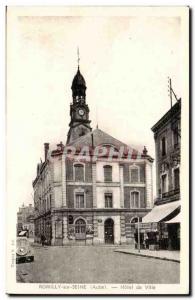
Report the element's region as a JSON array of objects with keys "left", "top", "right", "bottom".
[{"left": 77, "top": 47, "right": 80, "bottom": 70}]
